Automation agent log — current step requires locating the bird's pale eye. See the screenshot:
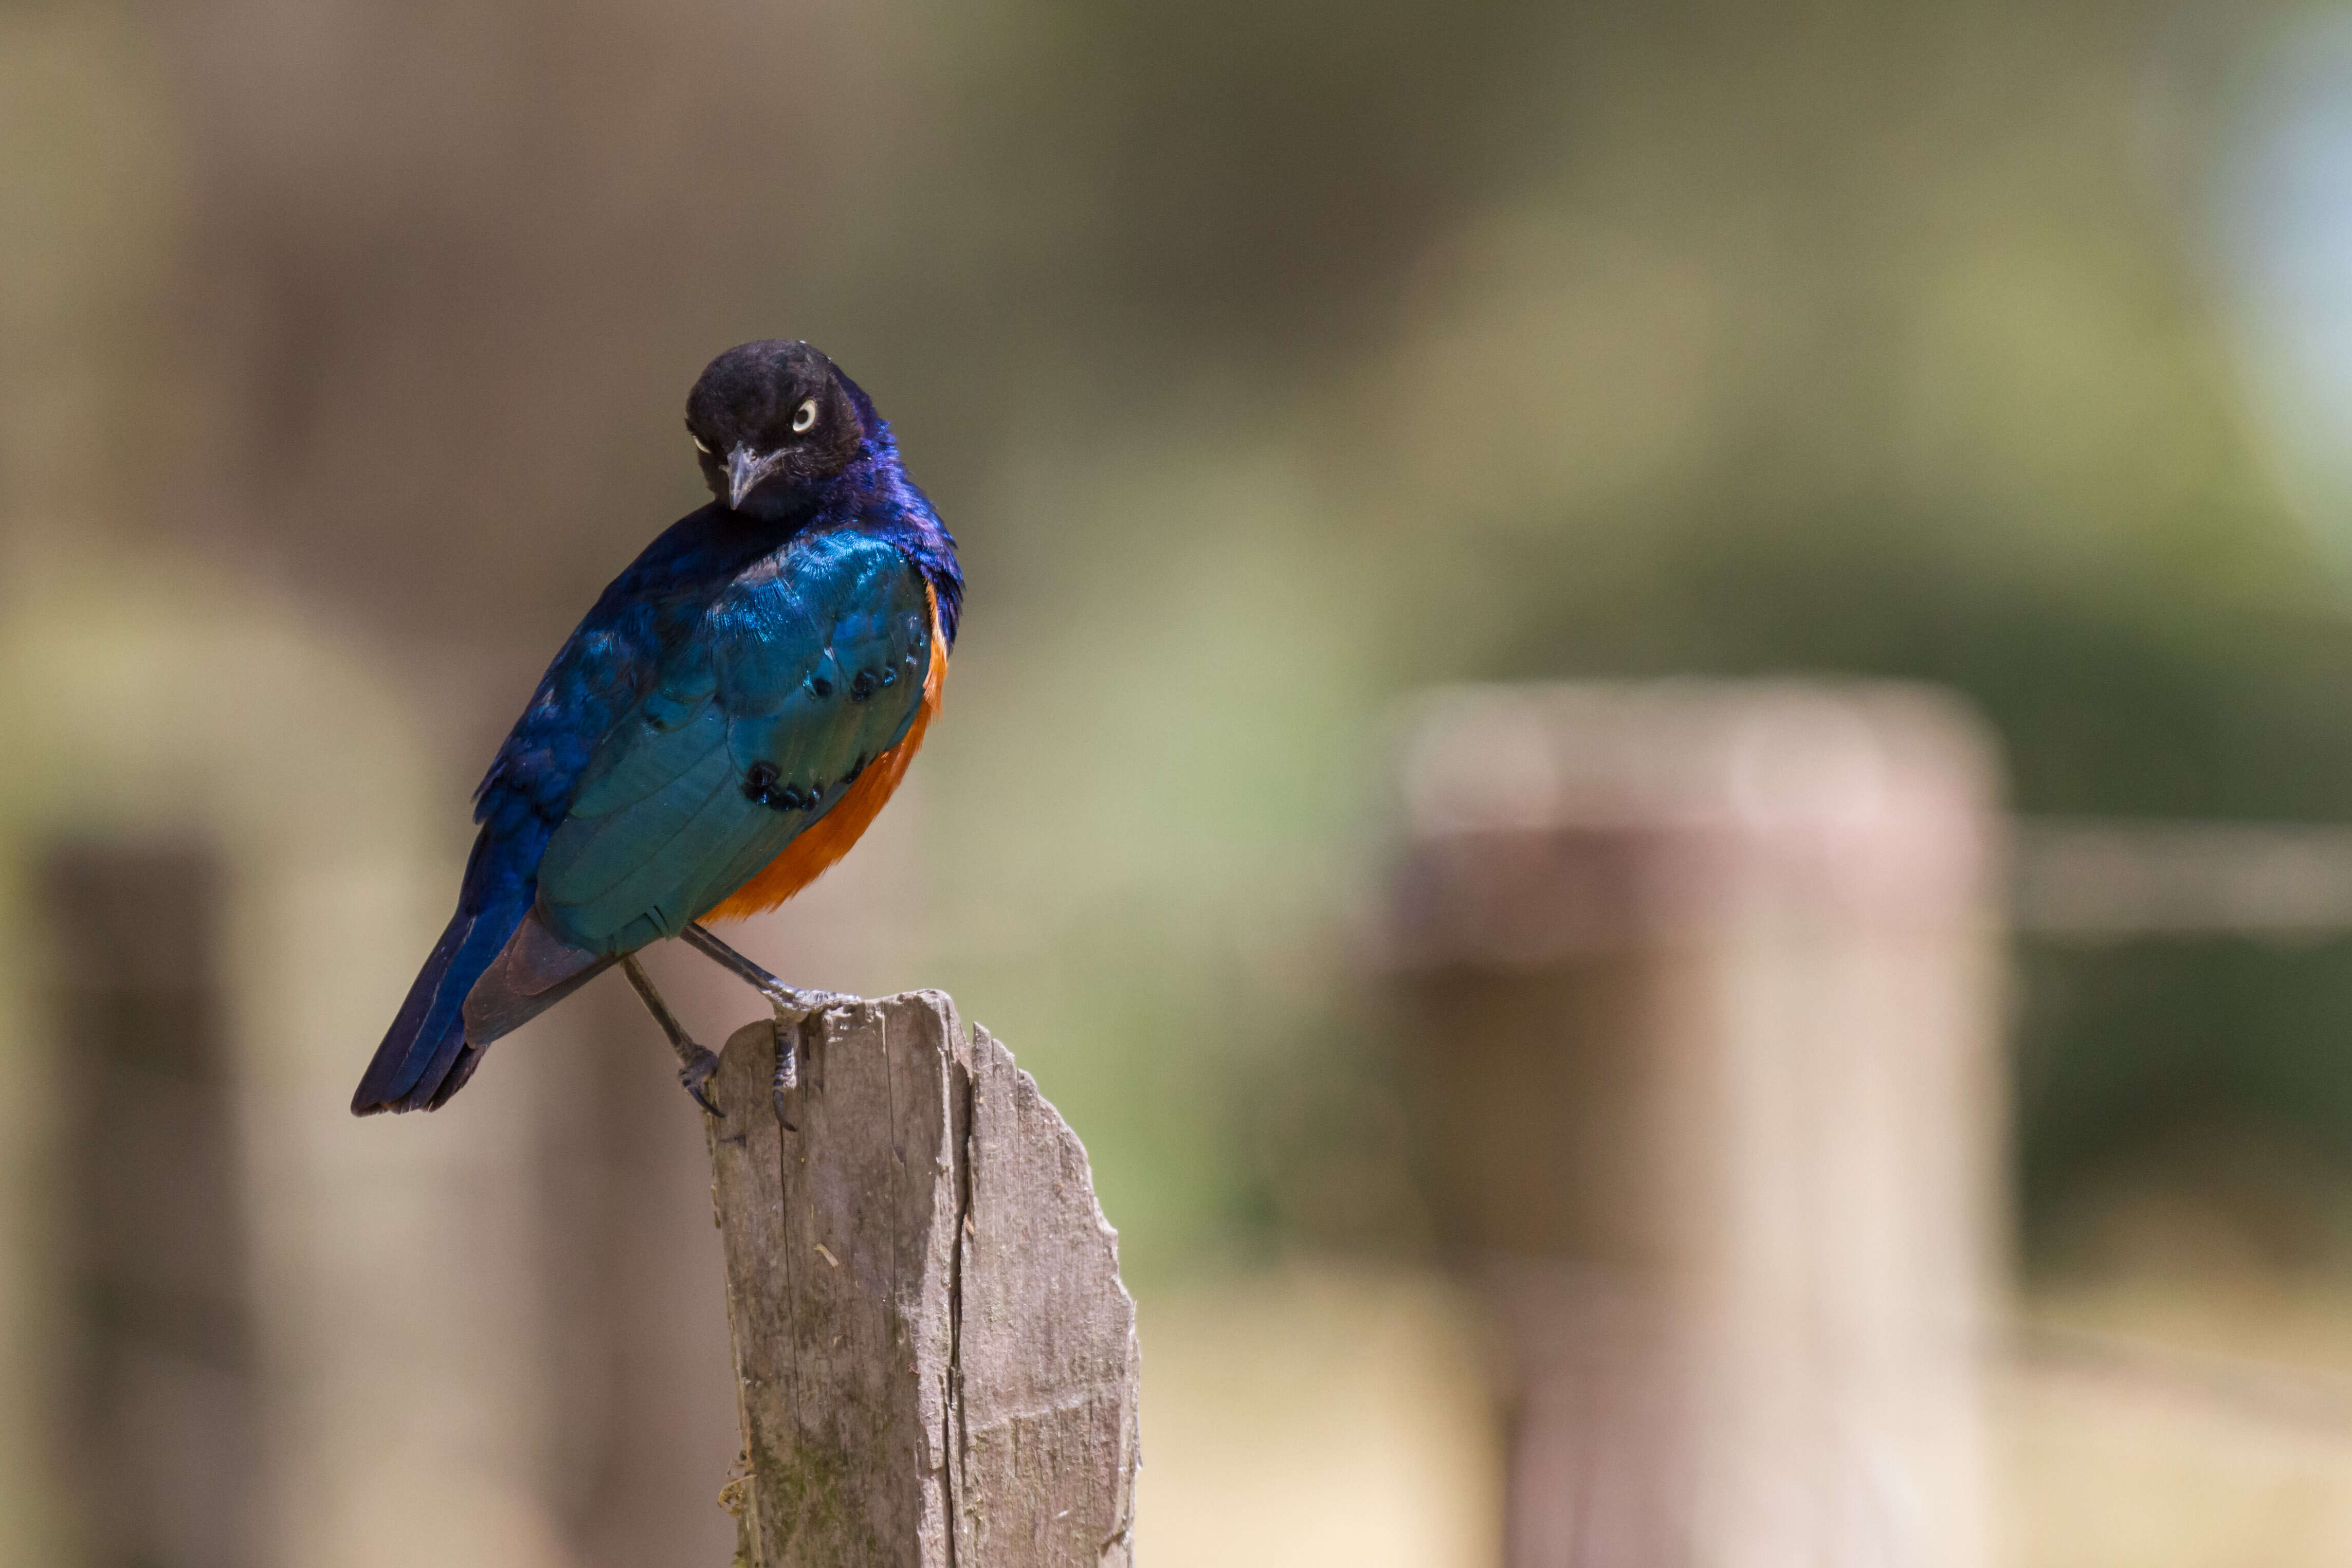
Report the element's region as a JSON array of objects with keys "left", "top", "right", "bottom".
[
  {"left": 691, "top": 433, "right": 712, "bottom": 455},
  {"left": 791, "top": 398, "right": 818, "bottom": 433}
]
